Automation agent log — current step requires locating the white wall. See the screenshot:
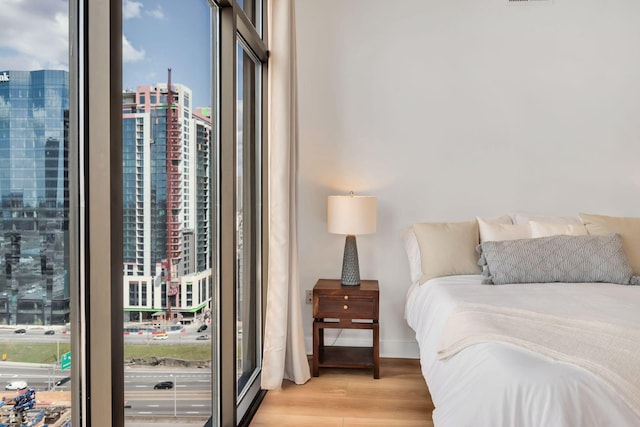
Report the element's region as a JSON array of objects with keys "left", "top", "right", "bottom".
[{"left": 295, "top": 0, "right": 640, "bottom": 358}]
